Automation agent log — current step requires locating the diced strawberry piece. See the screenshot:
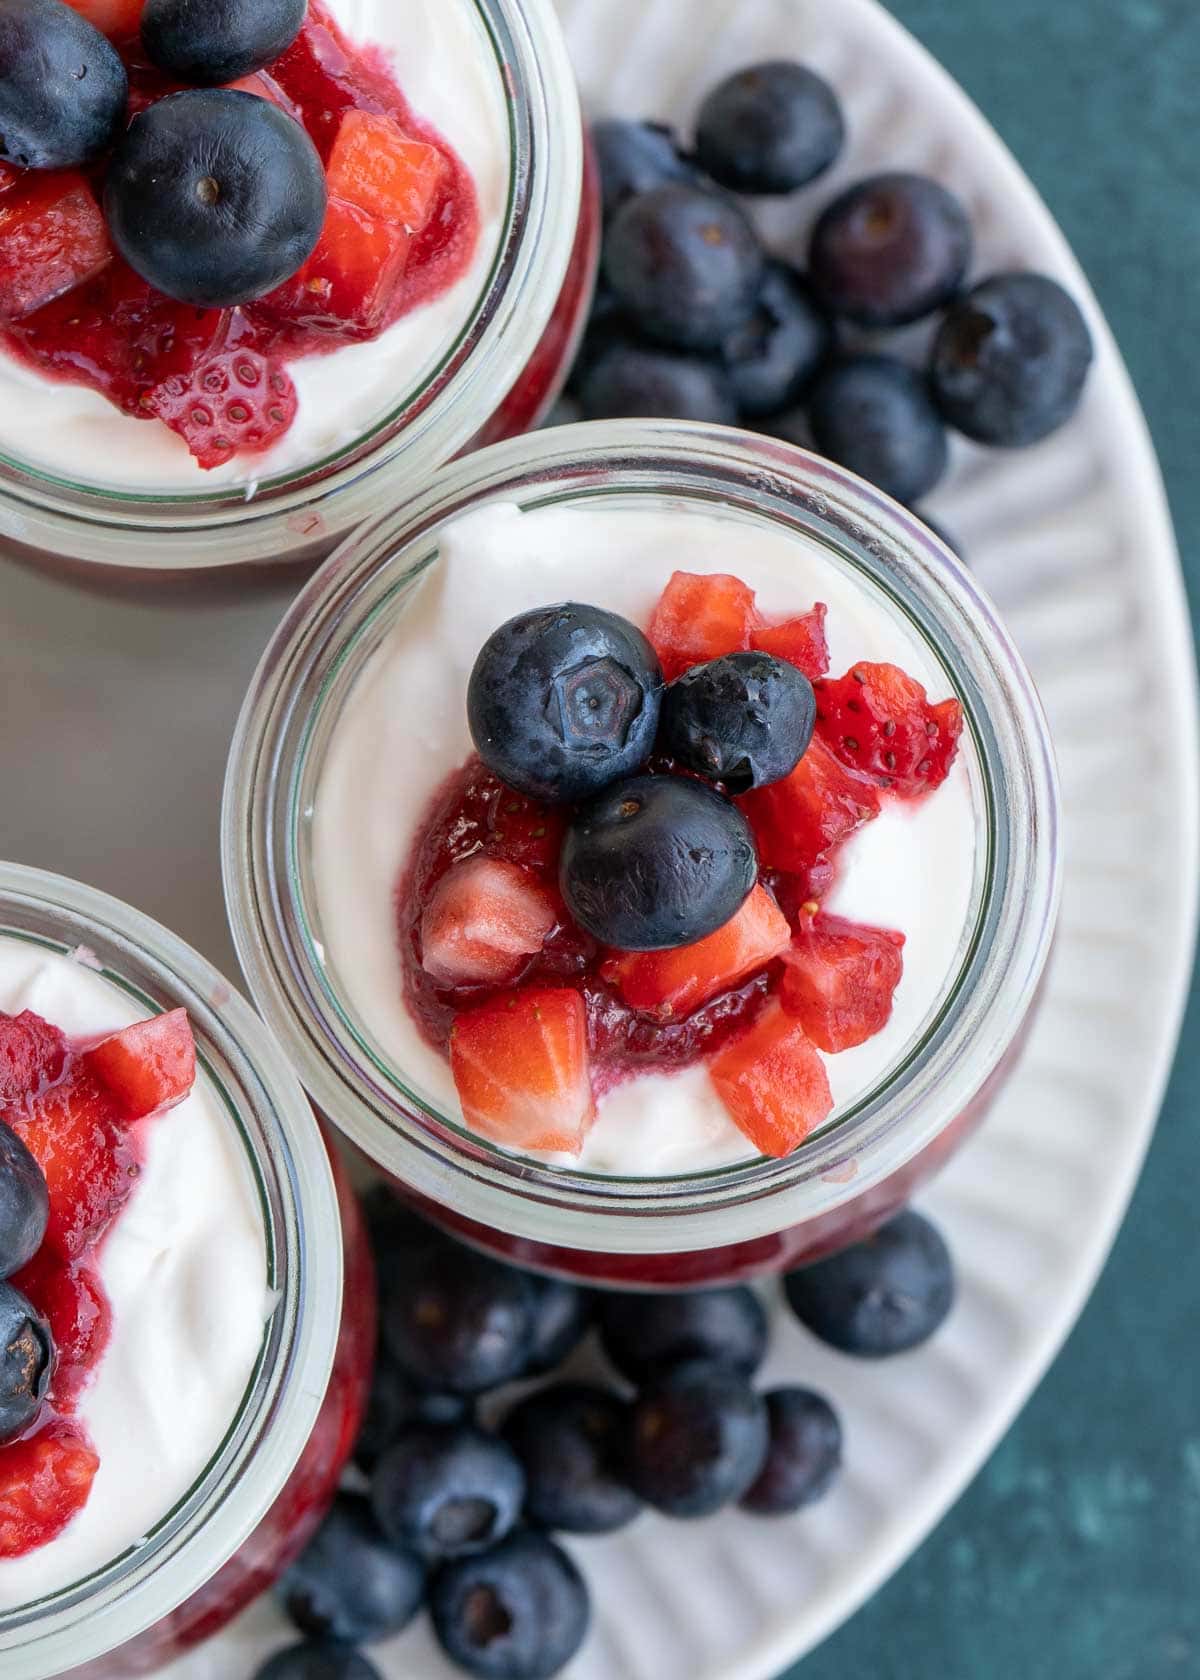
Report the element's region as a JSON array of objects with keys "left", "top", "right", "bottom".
[
  {"left": 327, "top": 111, "right": 446, "bottom": 235},
  {"left": 710, "top": 1003, "right": 833, "bottom": 1158},
  {"left": 12, "top": 1252, "right": 110, "bottom": 1406},
  {"left": 486, "top": 790, "right": 566, "bottom": 876},
  {"left": 258, "top": 197, "right": 410, "bottom": 340},
  {"left": 739, "top": 736, "right": 880, "bottom": 875},
  {"left": 450, "top": 988, "right": 594, "bottom": 1155},
  {"left": 648, "top": 572, "right": 759, "bottom": 682},
  {"left": 225, "top": 73, "right": 301, "bottom": 122},
  {"left": 780, "top": 914, "right": 905, "bottom": 1053},
  {"left": 0, "top": 1011, "right": 67, "bottom": 1105},
  {"left": 0, "top": 175, "right": 112, "bottom": 321},
  {"left": 149, "top": 345, "right": 298, "bottom": 470},
  {"left": 751, "top": 604, "right": 830, "bottom": 681},
  {"left": 0, "top": 1425, "right": 99, "bottom": 1558},
  {"left": 601, "top": 886, "right": 791, "bottom": 1022},
  {"left": 815, "top": 662, "right": 964, "bottom": 797},
  {"left": 420, "top": 857, "right": 557, "bottom": 989},
  {"left": 10, "top": 1065, "right": 137, "bottom": 1261},
  {"left": 84, "top": 1008, "right": 196, "bottom": 1121},
  {"left": 63, "top": 0, "right": 143, "bottom": 37}
]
